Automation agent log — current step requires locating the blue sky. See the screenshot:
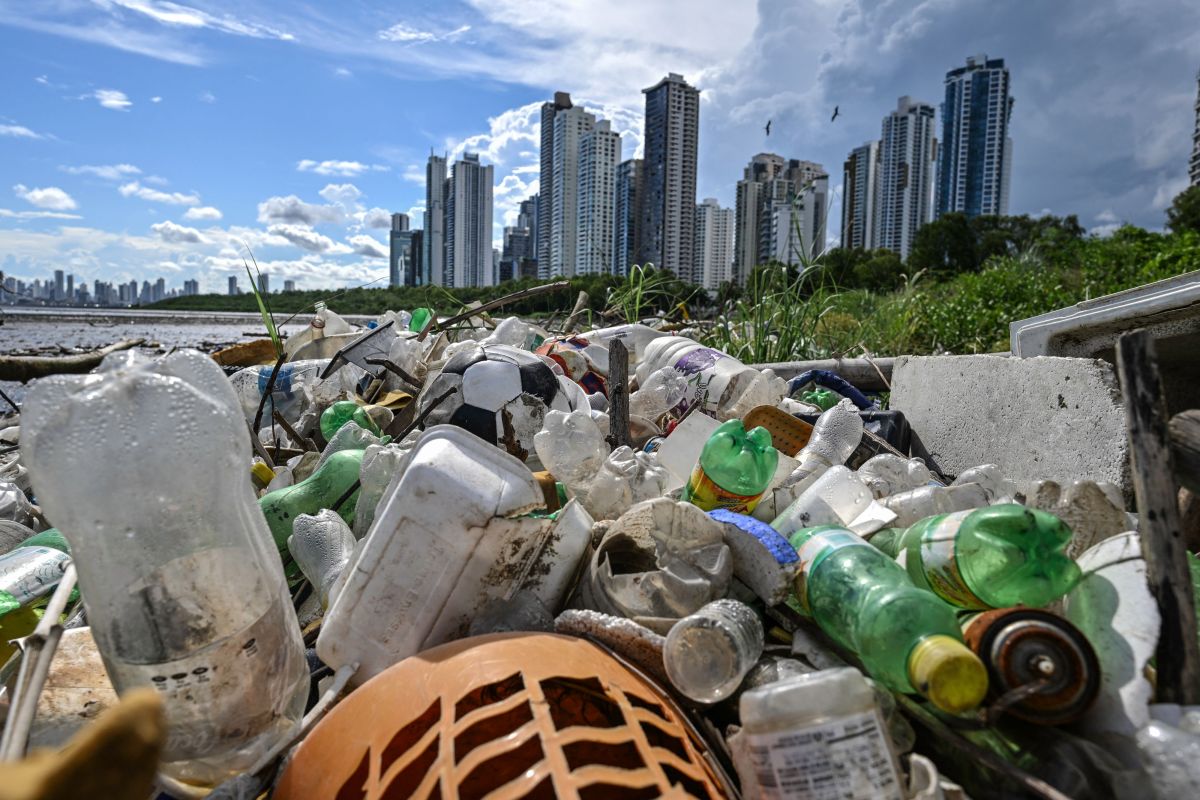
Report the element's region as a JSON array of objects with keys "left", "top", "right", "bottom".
[{"left": 1, "top": 0, "right": 1196, "bottom": 293}]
